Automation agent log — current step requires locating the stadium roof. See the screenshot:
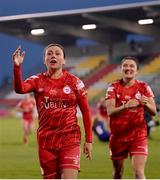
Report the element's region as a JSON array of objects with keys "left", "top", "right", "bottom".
[{"left": 0, "top": 0, "right": 160, "bottom": 47}]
